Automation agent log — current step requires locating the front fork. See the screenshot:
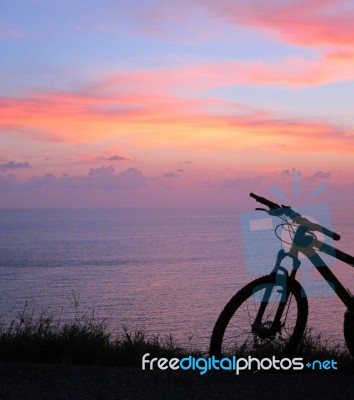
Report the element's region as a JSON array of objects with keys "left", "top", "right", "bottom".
[{"left": 252, "top": 249, "right": 301, "bottom": 337}]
